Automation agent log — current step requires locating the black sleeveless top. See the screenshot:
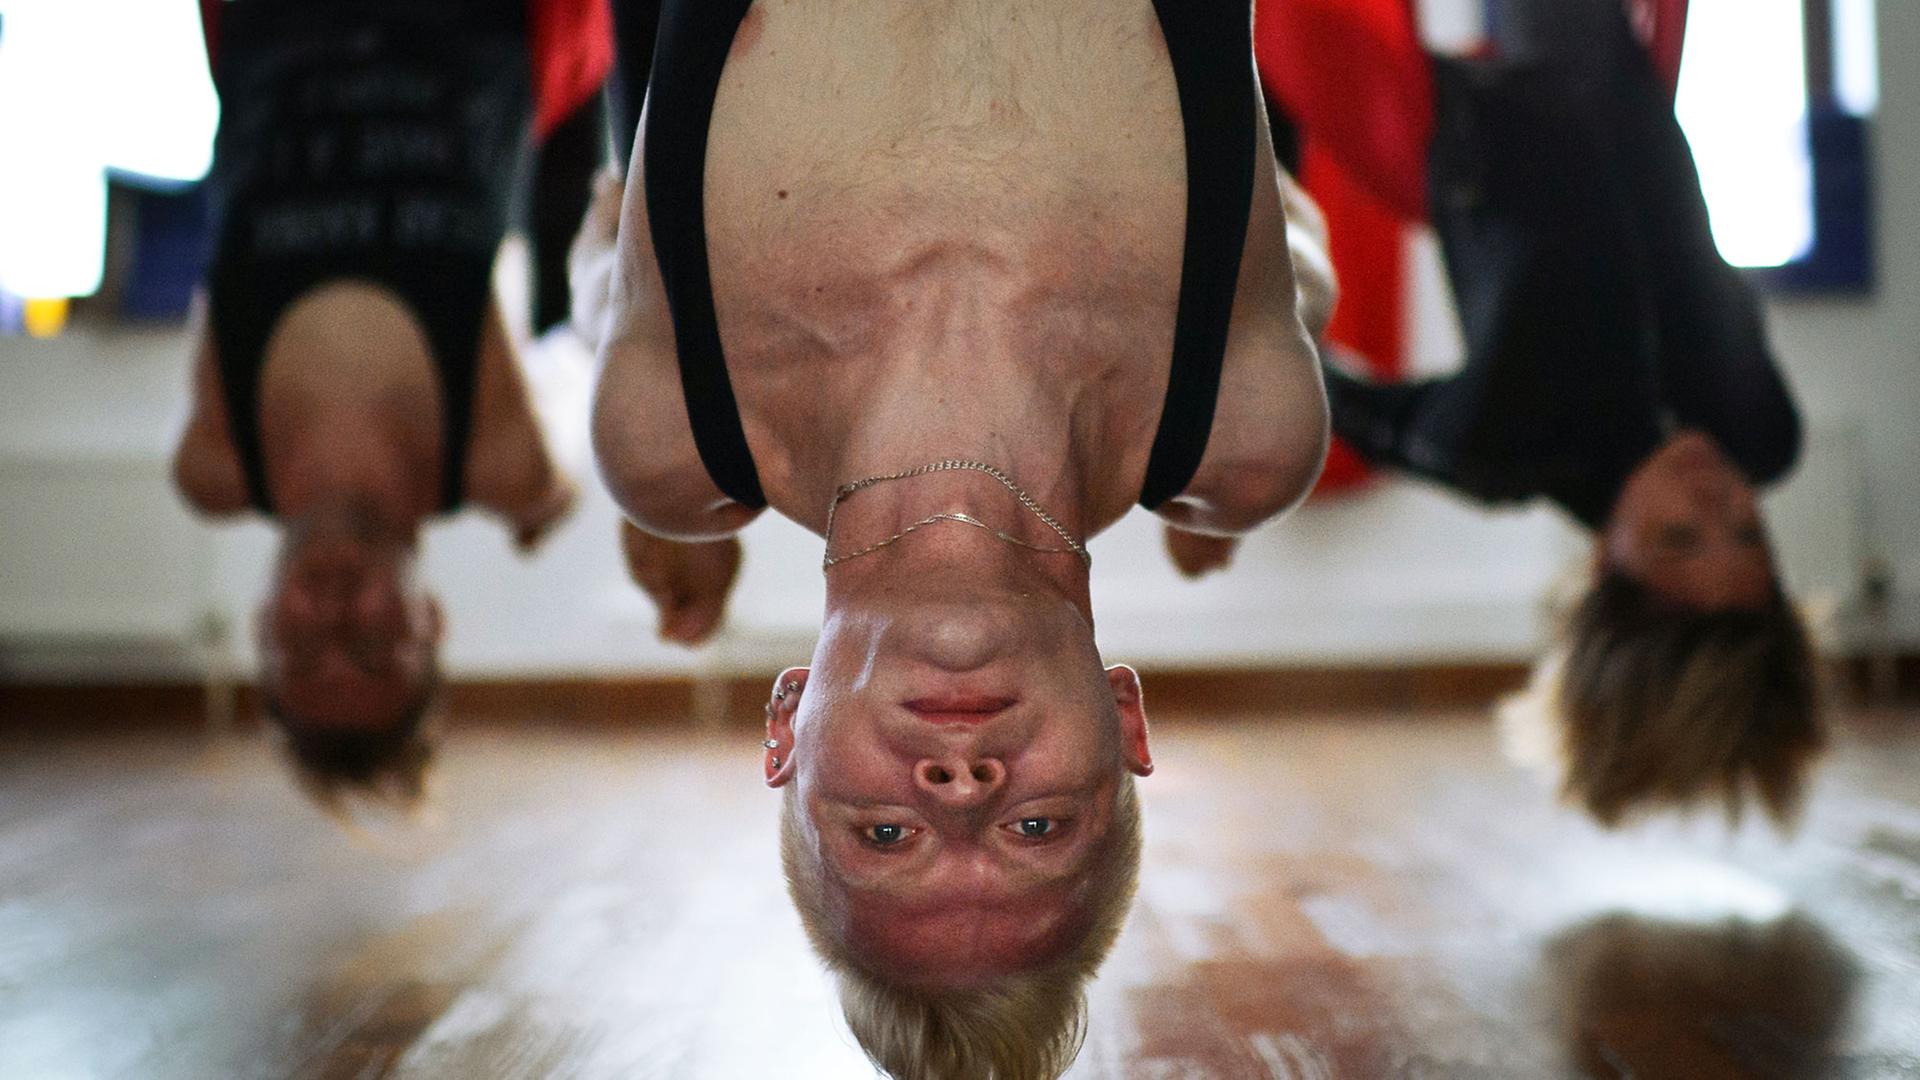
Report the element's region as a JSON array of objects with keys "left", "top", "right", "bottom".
[
  {"left": 205, "top": 0, "right": 531, "bottom": 514},
  {"left": 628, "top": 0, "right": 1257, "bottom": 511}
]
